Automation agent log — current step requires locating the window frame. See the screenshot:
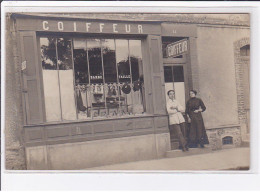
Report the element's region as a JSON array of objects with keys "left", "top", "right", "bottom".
[{"left": 37, "top": 33, "right": 149, "bottom": 124}]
